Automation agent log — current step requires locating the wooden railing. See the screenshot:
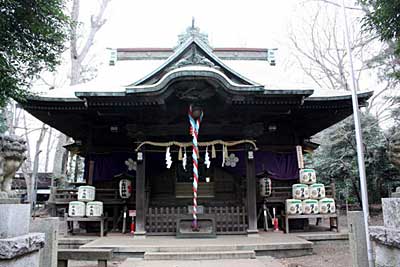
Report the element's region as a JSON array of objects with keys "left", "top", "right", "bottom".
[
  {"left": 265, "top": 183, "right": 336, "bottom": 204},
  {"left": 145, "top": 205, "right": 247, "bottom": 235},
  {"left": 47, "top": 187, "right": 124, "bottom": 207}
]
